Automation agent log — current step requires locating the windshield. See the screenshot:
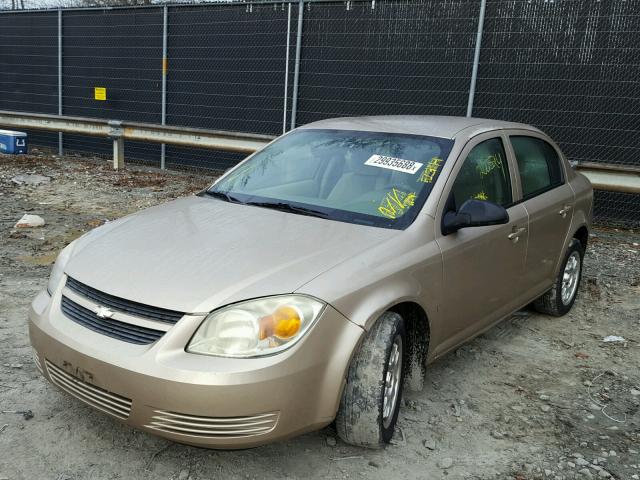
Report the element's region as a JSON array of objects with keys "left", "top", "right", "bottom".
[{"left": 208, "top": 129, "right": 454, "bottom": 229}]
